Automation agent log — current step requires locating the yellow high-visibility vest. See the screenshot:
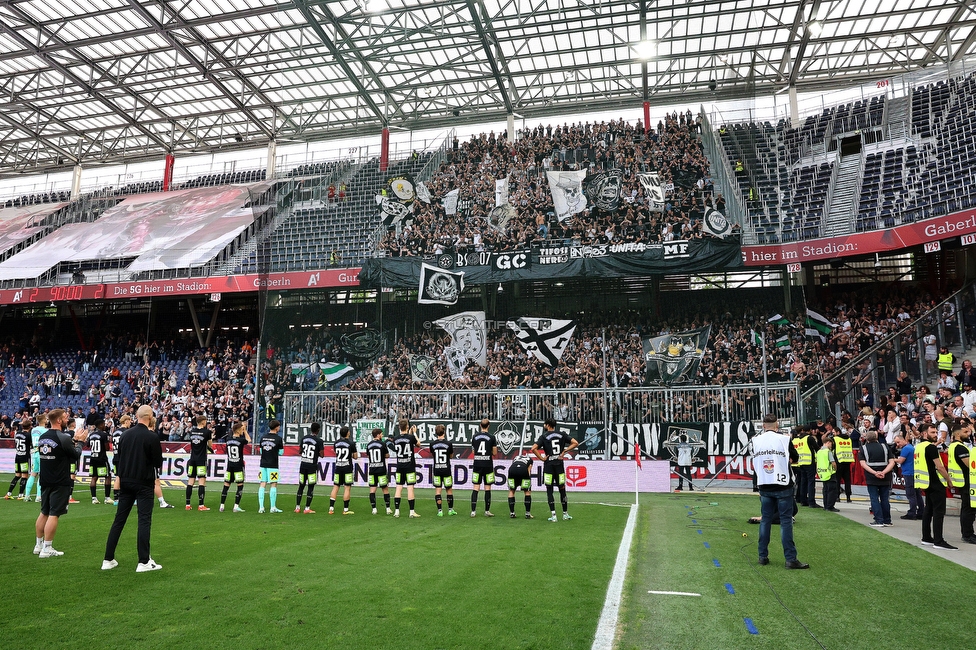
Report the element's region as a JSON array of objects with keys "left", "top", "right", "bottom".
[
  {"left": 938, "top": 352, "right": 954, "bottom": 371},
  {"left": 792, "top": 437, "right": 812, "bottom": 467},
  {"left": 947, "top": 442, "right": 967, "bottom": 487},
  {"left": 834, "top": 436, "right": 854, "bottom": 463},
  {"left": 816, "top": 448, "right": 834, "bottom": 482}
]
